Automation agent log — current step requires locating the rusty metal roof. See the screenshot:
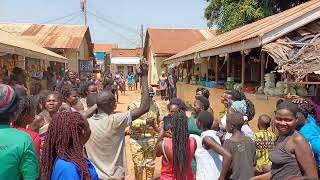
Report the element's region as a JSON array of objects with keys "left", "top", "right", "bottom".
[
  {"left": 145, "top": 28, "right": 216, "bottom": 55},
  {"left": 0, "top": 23, "right": 89, "bottom": 49},
  {"left": 165, "top": 0, "right": 320, "bottom": 63},
  {"left": 0, "top": 29, "right": 67, "bottom": 63},
  {"left": 112, "top": 48, "right": 142, "bottom": 57},
  {"left": 94, "top": 44, "right": 118, "bottom": 53}
]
